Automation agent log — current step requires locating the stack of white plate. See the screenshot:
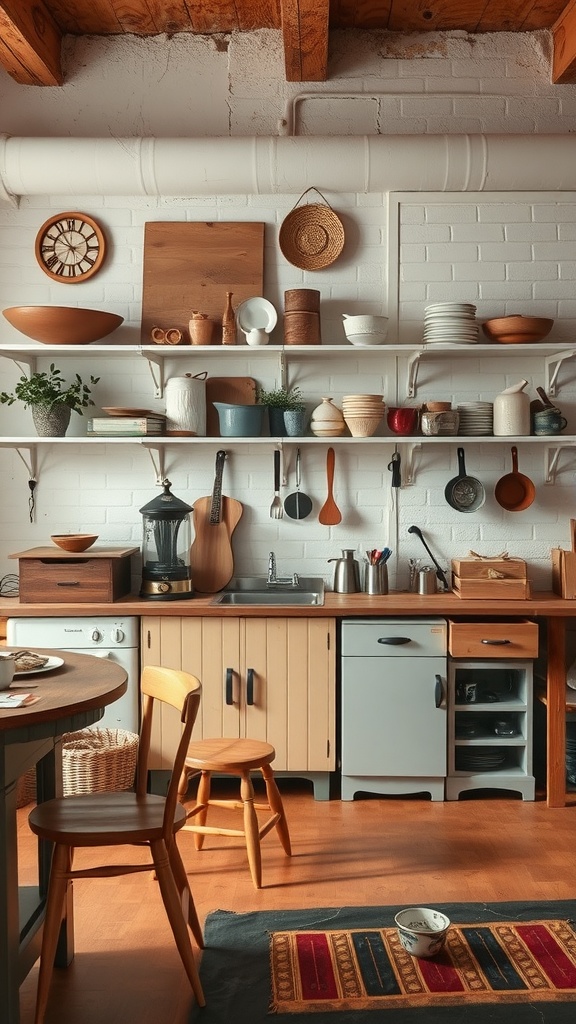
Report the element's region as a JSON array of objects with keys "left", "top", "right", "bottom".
[
  {"left": 423, "top": 302, "right": 478, "bottom": 345},
  {"left": 457, "top": 402, "right": 493, "bottom": 435}
]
